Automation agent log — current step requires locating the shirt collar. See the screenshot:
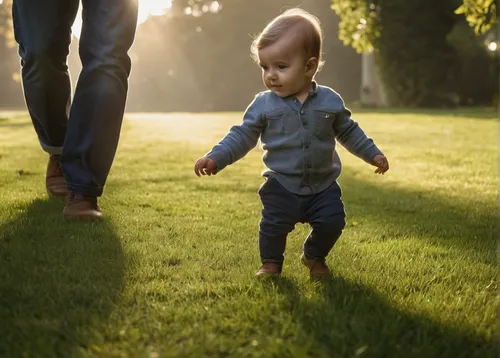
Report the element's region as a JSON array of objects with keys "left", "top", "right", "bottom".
[
  {"left": 275, "top": 81, "right": 318, "bottom": 103},
  {"left": 303, "top": 81, "right": 318, "bottom": 103},
  {"left": 309, "top": 81, "right": 318, "bottom": 96}
]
